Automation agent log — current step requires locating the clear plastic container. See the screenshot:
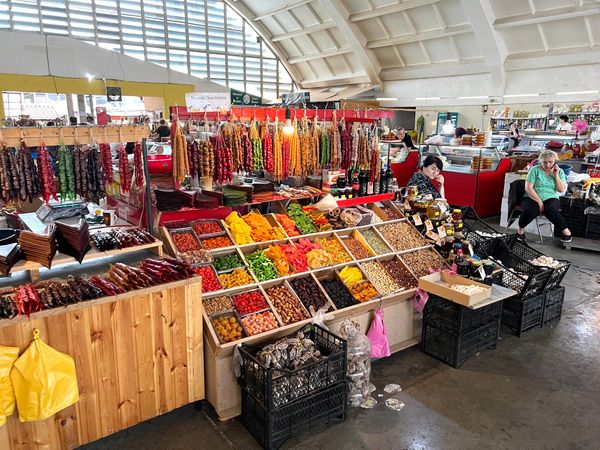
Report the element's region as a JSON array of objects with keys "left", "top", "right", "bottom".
[{"left": 340, "top": 319, "right": 372, "bottom": 407}]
